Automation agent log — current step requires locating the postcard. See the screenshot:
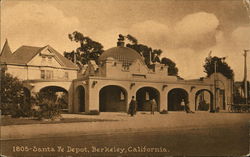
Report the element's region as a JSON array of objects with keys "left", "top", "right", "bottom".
[{"left": 0, "top": 0, "right": 249, "bottom": 156}]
